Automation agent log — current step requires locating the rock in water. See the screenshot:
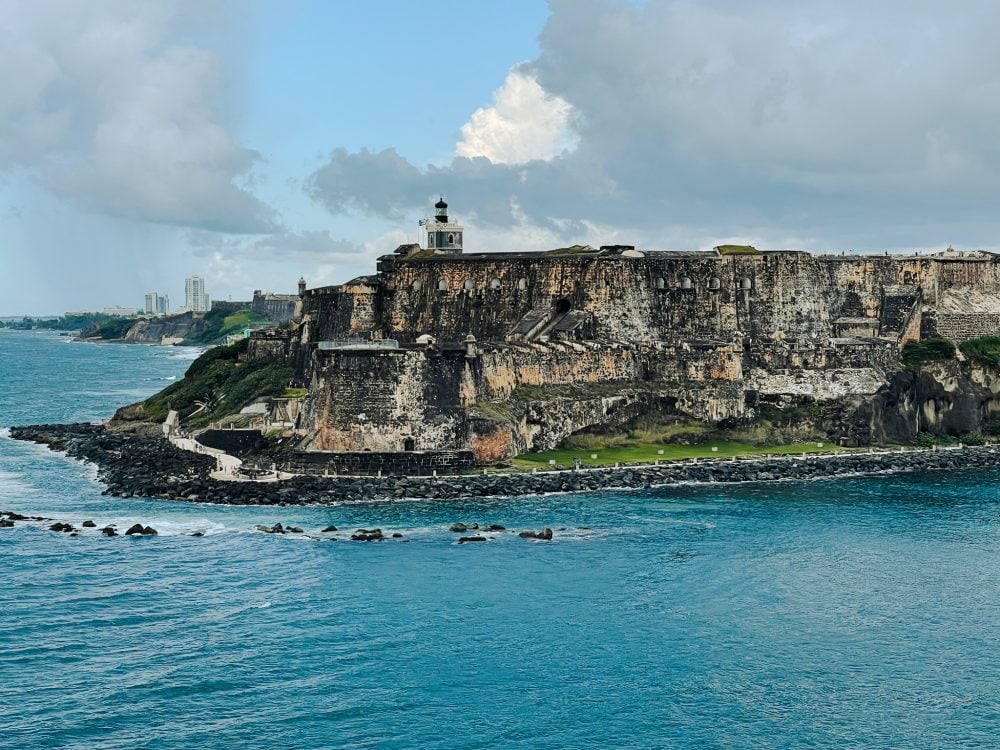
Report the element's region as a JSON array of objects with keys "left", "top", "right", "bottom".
[
  {"left": 102, "top": 526, "right": 117, "bottom": 537},
  {"left": 458, "top": 536, "right": 487, "bottom": 543},
  {"left": 518, "top": 528, "right": 554, "bottom": 540},
  {"left": 141, "top": 526, "right": 158, "bottom": 536},
  {"left": 82, "top": 520, "right": 96, "bottom": 528},
  {"left": 124, "top": 523, "right": 145, "bottom": 536},
  {"left": 351, "top": 528, "right": 384, "bottom": 541},
  {"left": 321, "top": 525, "right": 338, "bottom": 532},
  {"left": 450, "top": 523, "right": 468, "bottom": 533}
]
